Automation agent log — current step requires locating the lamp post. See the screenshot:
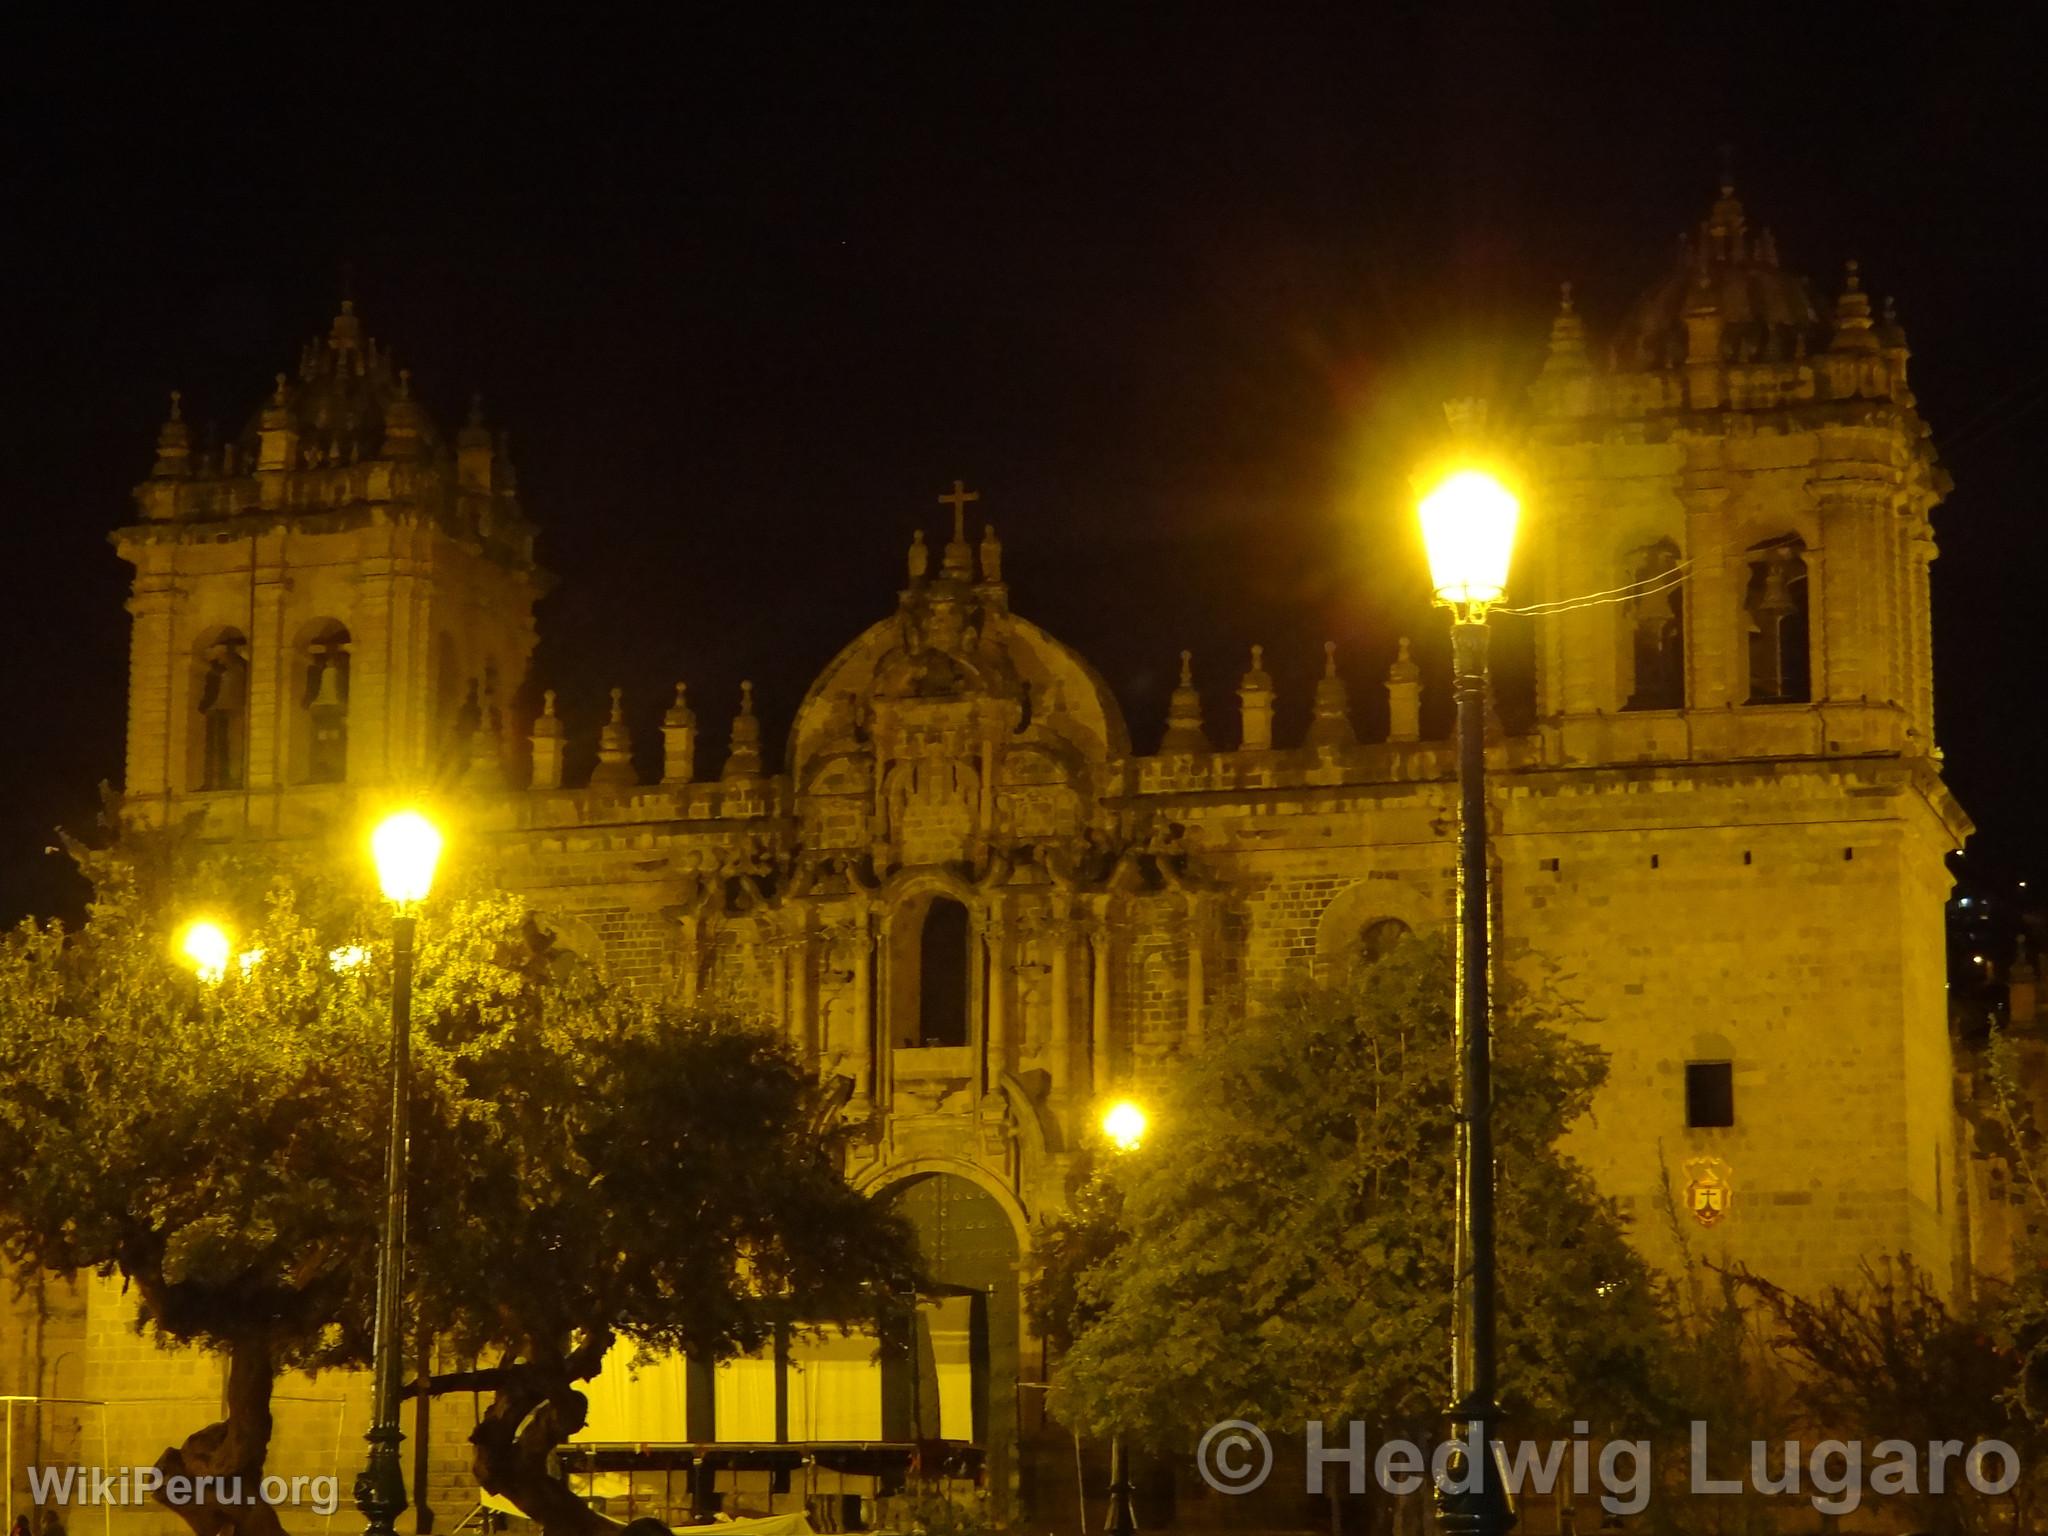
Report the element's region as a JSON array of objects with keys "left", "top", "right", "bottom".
[
  {"left": 1417, "top": 466, "right": 1519, "bottom": 1536},
  {"left": 1096, "top": 1097, "right": 1147, "bottom": 1536},
  {"left": 356, "top": 811, "right": 444, "bottom": 1536}
]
